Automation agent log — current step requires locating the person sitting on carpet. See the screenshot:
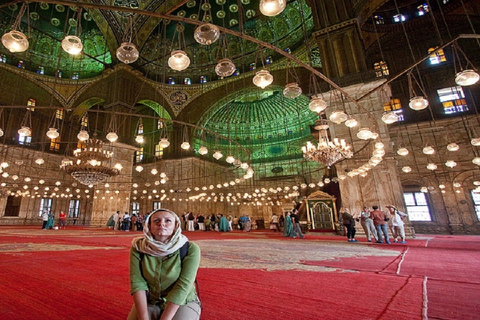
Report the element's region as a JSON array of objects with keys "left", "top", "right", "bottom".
[{"left": 128, "top": 208, "right": 201, "bottom": 320}]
